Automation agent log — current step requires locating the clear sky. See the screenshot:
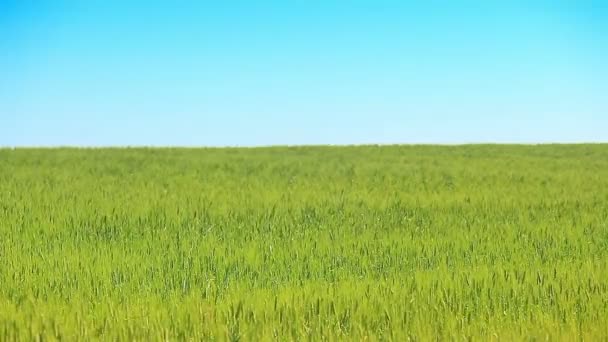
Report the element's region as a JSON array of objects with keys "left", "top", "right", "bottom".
[{"left": 1, "top": 1, "right": 607, "bottom": 146}]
